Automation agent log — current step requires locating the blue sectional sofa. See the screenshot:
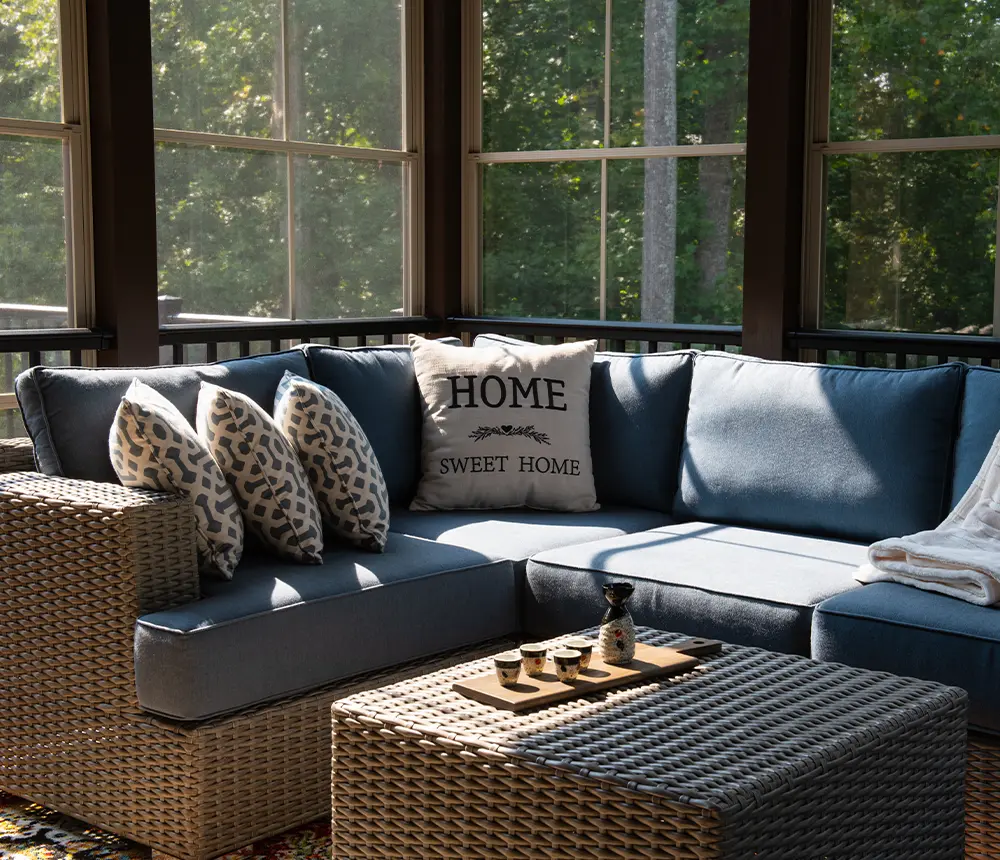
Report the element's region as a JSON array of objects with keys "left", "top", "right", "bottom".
[
  {"left": 11, "top": 337, "right": 996, "bottom": 727},
  {"left": 5, "top": 335, "right": 999, "bottom": 857}
]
